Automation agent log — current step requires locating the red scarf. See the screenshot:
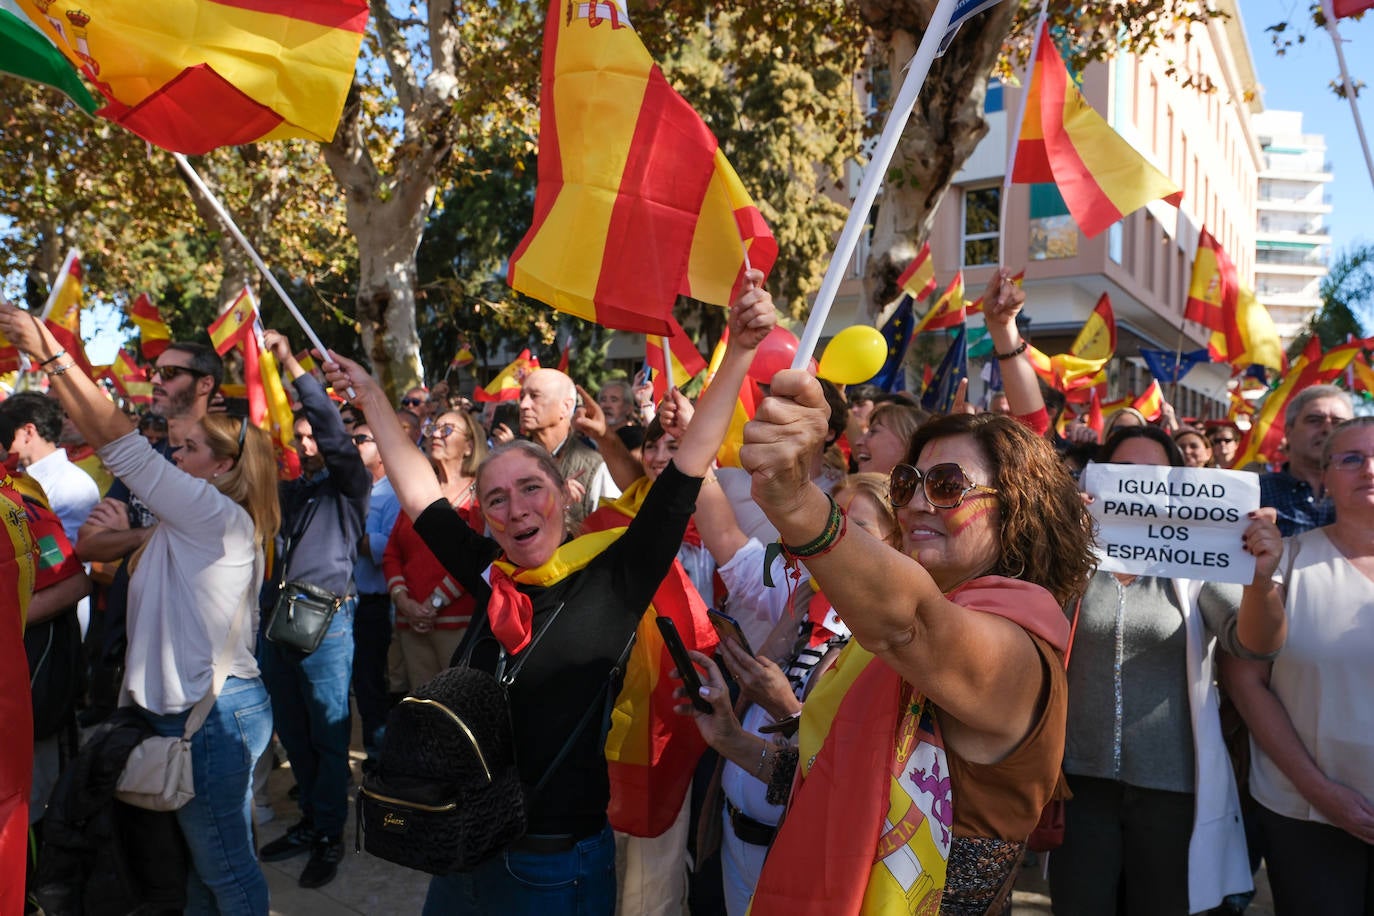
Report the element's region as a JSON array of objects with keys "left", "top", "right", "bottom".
[{"left": 487, "top": 564, "right": 534, "bottom": 654}]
